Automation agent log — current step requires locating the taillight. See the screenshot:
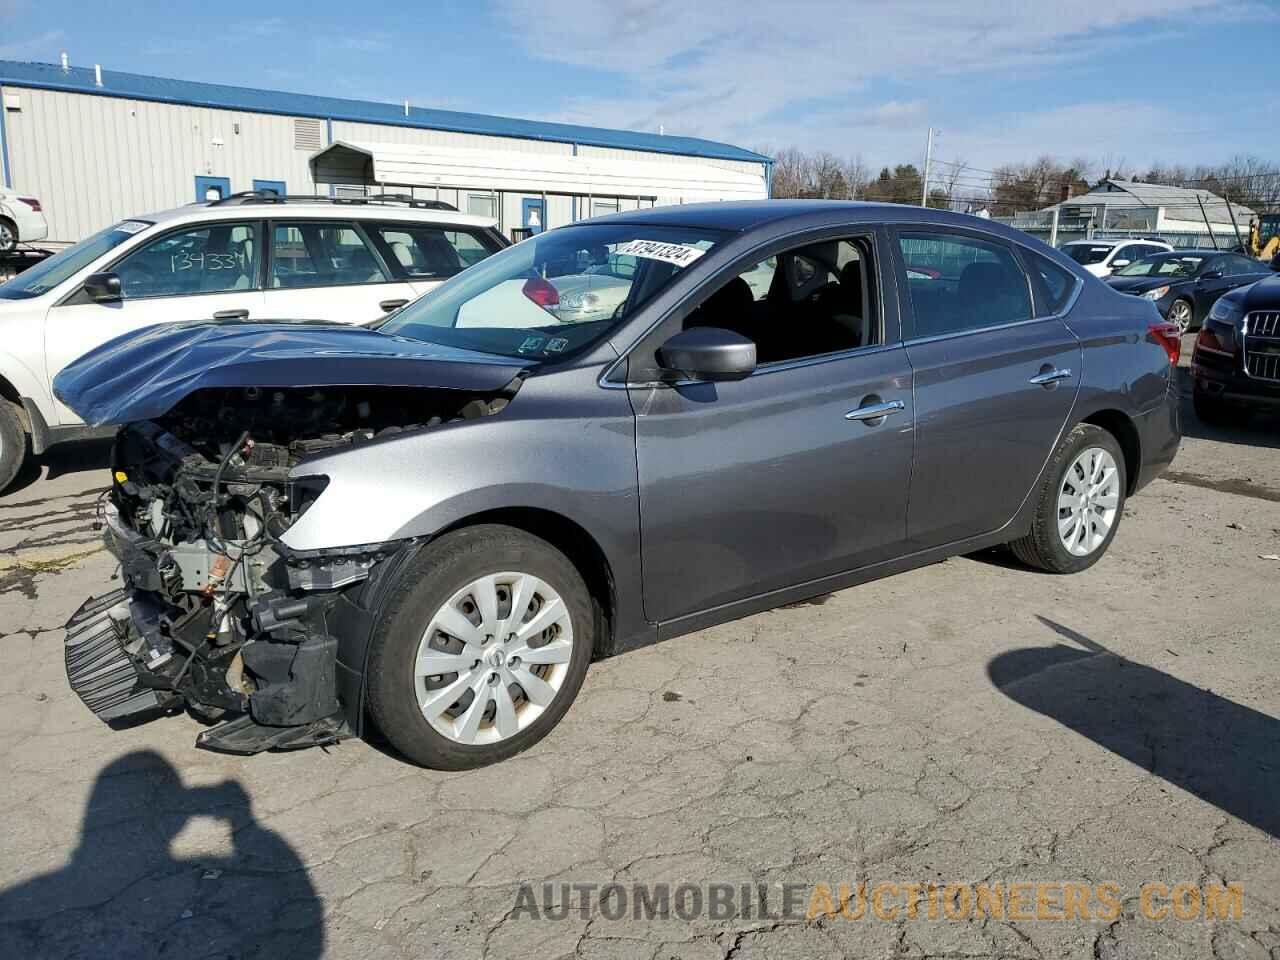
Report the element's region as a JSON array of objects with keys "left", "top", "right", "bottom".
[
  {"left": 17, "top": 197, "right": 42, "bottom": 212},
  {"left": 522, "top": 276, "right": 559, "bottom": 310},
  {"left": 1148, "top": 322, "right": 1181, "bottom": 366}
]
